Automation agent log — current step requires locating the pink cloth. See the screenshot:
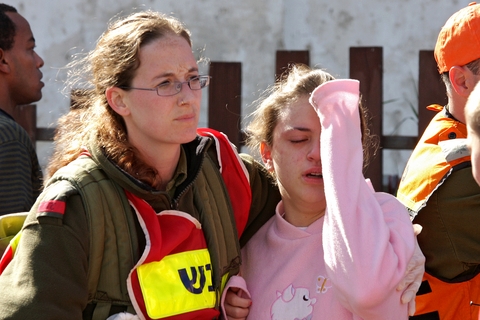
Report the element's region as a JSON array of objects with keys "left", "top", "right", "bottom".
[
  {"left": 223, "top": 79, "right": 415, "bottom": 319},
  {"left": 312, "top": 79, "right": 415, "bottom": 318}
]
